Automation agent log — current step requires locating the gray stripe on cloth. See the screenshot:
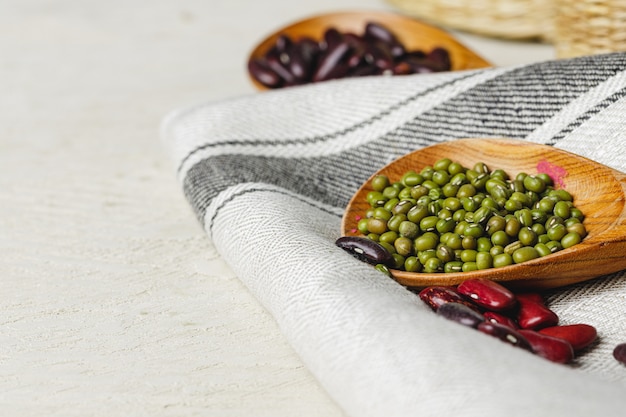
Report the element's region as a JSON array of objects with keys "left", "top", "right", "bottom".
[
  {"left": 181, "top": 53, "right": 626, "bottom": 223},
  {"left": 546, "top": 86, "right": 626, "bottom": 145}
]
